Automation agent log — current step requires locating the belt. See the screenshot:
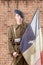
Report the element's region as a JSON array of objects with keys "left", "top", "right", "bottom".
[
  {"left": 14, "top": 38, "right": 21, "bottom": 42},
  {"left": 14, "top": 38, "right": 21, "bottom": 45}
]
